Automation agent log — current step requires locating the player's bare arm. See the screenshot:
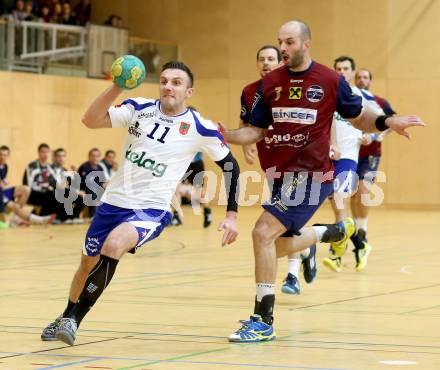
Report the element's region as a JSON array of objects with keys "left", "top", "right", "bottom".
[
  {"left": 82, "top": 85, "right": 123, "bottom": 129},
  {"left": 348, "top": 107, "right": 425, "bottom": 139},
  {"left": 239, "top": 119, "right": 257, "bottom": 164},
  {"left": 219, "top": 123, "right": 267, "bottom": 145}
]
